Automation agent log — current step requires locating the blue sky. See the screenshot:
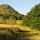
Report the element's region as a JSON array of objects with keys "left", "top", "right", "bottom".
[{"left": 0, "top": 0, "right": 40, "bottom": 15}]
